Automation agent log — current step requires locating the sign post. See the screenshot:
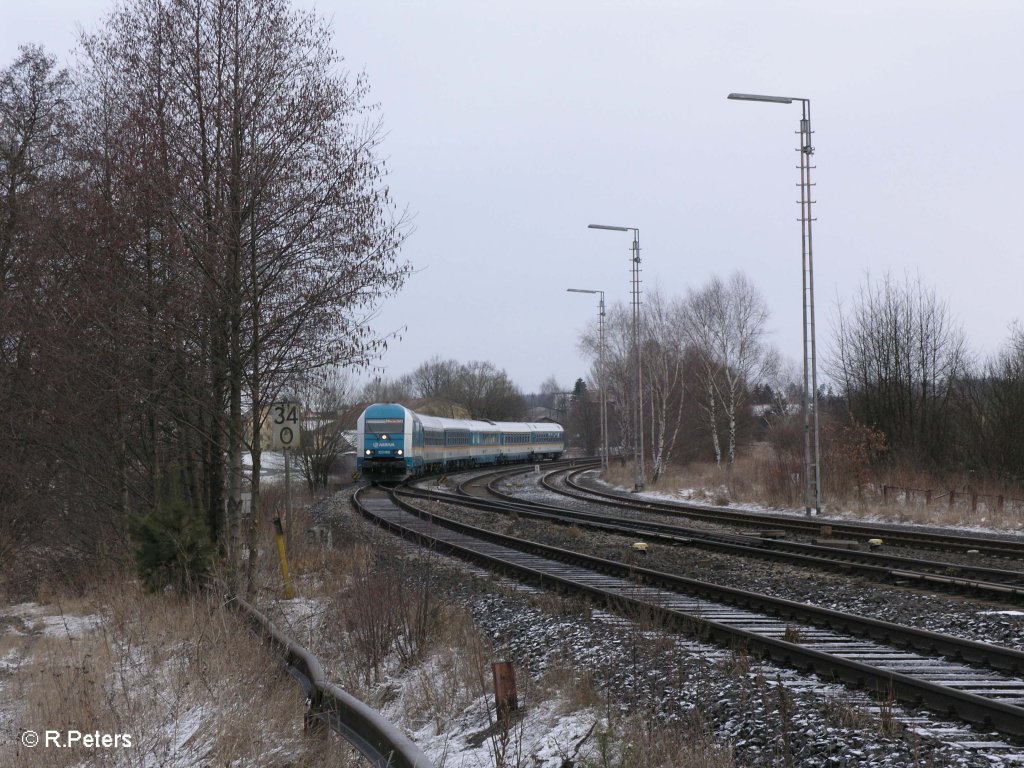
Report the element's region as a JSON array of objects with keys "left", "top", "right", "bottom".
[{"left": 270, "top": 402, "right": 301, "bottom": 558}]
